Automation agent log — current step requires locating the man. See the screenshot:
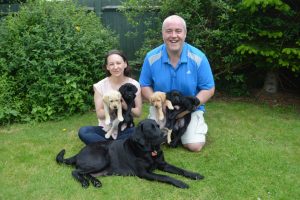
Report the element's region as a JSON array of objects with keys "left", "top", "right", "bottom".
[{"left": 139, "top": 15, "right": 215, "bottom": 152}]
